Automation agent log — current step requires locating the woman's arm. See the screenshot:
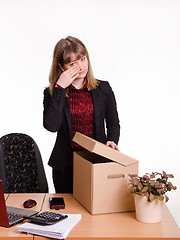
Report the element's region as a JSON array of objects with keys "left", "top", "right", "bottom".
[
  {"left": 43, "top": 87, "right": 66, "bottom": 132},
  {"left": 104, "top": 82, "right": 120, "bottom": 146},
  {"left": 43, "top": 65, "right": 81, "bottom": 132}
]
